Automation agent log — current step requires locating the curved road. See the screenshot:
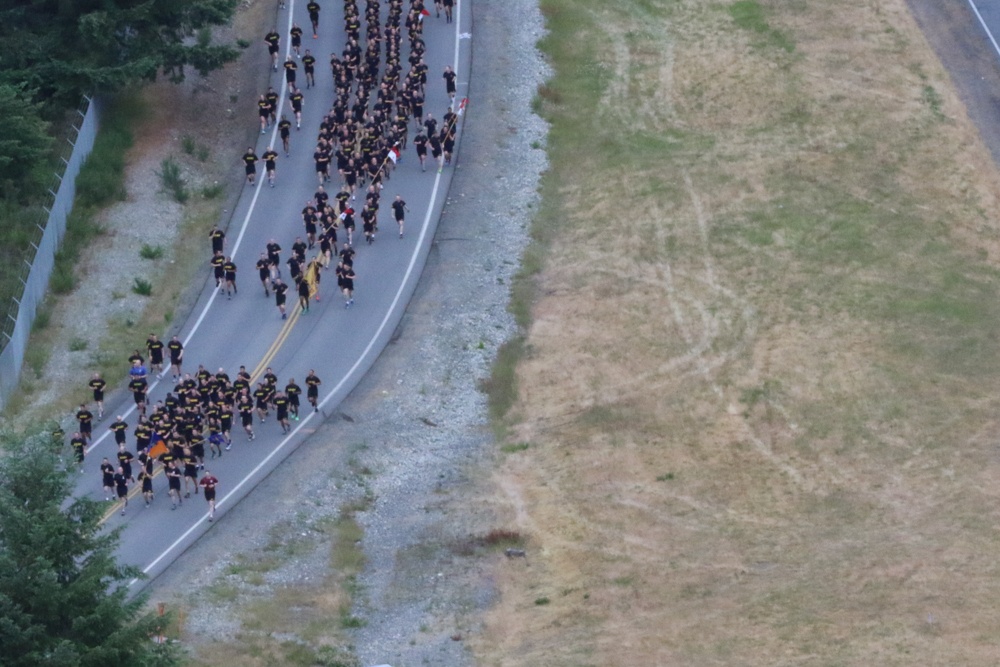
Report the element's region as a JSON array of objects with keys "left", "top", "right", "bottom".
[{"left": 74, "top": 0, "right": 472, "bottom": 592}]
